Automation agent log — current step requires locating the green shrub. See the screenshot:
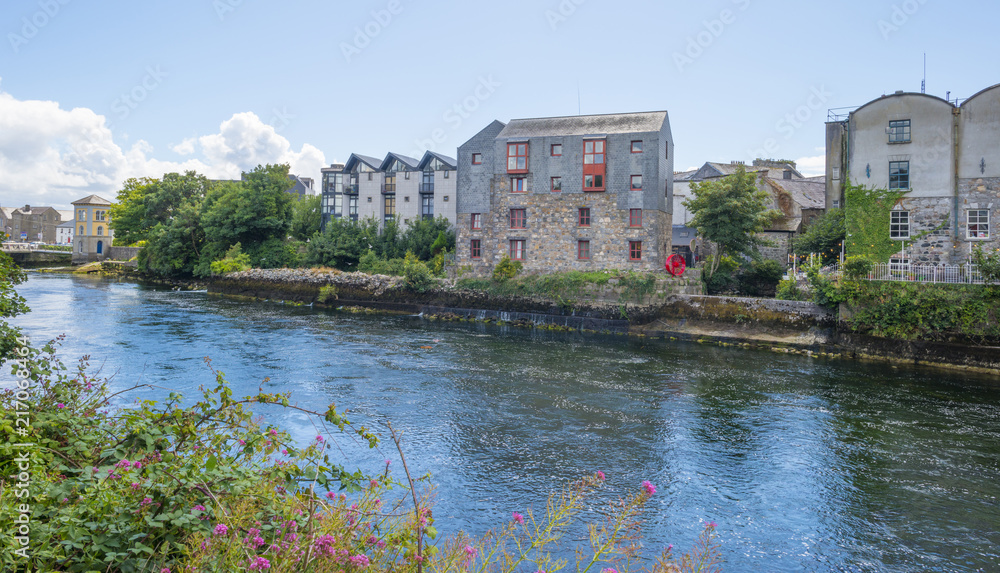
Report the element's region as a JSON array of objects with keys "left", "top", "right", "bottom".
[
  {"left": 358, "top": 251, "right": 405, "bottom": 276},
  {"left": 775, "top": 279, "right": 807, "bottom": 301},
  {"left": 209, "top": 242, "right": 252, "bottom": 275},
  {"left": 702, "top": 254, "right": 739, "bottom": 295},
  {"left": 971, "top": 244, "right": 1000, "bottom": 283},
  {"left": 737, "top": 259, "right": 784, "bottom": 297},
  {"left": 842, "top": 255, "right": 873, "bottom": 280},
  {"left": 402, "top": 251, "right": 433, "bottom": 292},
  {"left": 492, "top": 255, "right": 523, "bottom": 281},
  {"left": 317, "top": 284, "right": 338, "bottom": 303}
]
